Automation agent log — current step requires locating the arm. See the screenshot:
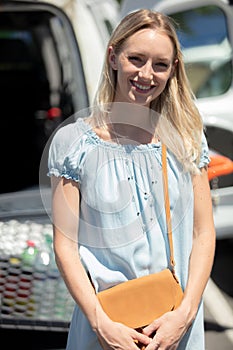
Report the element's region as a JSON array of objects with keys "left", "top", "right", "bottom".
[
  {"left": 143, "top": 167, "right": 216, "bottom": 349},
  {"left": 51, "top": 176, "right": 100, "bottom": 325},
  {"left": 51, "top": 176, "right": 151, "bottom": 349},
  {"left": 179, "top": 166, "right": 216, "bottom": 322}
]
